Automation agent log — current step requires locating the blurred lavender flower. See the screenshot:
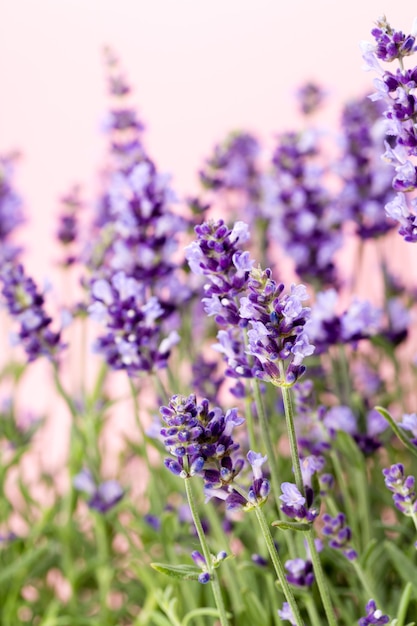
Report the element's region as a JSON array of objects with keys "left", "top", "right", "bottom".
[
  {"left": 56, "top": 185, "right": 82, "bottom": 267},
  {"left": 305, "top": 289, "right": 382, "bottom": 353},
  {"left": 240, "top": 267, "right": 314, "bottom": 386},
  {"left": 73, "top": 468, "right": 124, "bottom": 514},
  {"left": 0, "top": 262, "right": 64, "bottom": 362},
  {"left": 0, "top": 152, "right": 25, "bottom": 262},
  {"left": 358, "top": 599, "right": 389, "bottom": 625},
  {"left": 199, "top": 131, "right": 261, "bottom": 194},
  {"left": 268, "top": 129, "right": 343, "bottom": 287},
  {"left": 382, "top": 463, "right": 417, "bottom": 516},
  {"left": 398, "top": 412, "right": 417, "bottom": 444},
  {"left": 278, "top": 601, "right": 297, "bottom": 625},
  {"left": 296, "top": 81, "right": 326, "bottom": 116},
  {"left": 285, "top": 557, "right": 314, "bottom": 588},
  {"left": 85, "top": 48, "right": 190, "bottom": 322},
  {"left": 88, "top": 270, "right": 179, "bottom": 375},
  {"left": 322, "top": 513, "right": 357, "bottom": 560},
  {"left": 336, "top": 95, "right": 395, "bottom": 239}
]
